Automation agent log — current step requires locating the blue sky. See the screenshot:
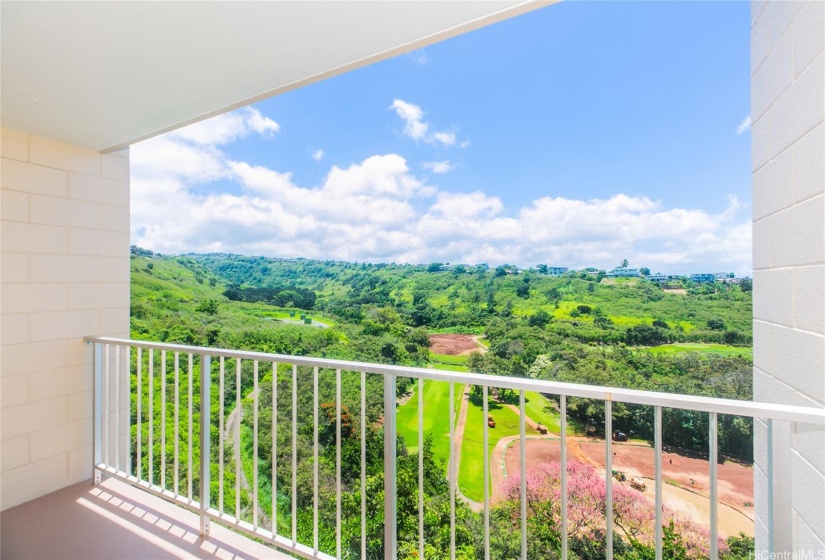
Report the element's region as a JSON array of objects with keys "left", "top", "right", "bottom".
[{"left": 132, "top": 1, "right": 753, "bottom": 275}]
